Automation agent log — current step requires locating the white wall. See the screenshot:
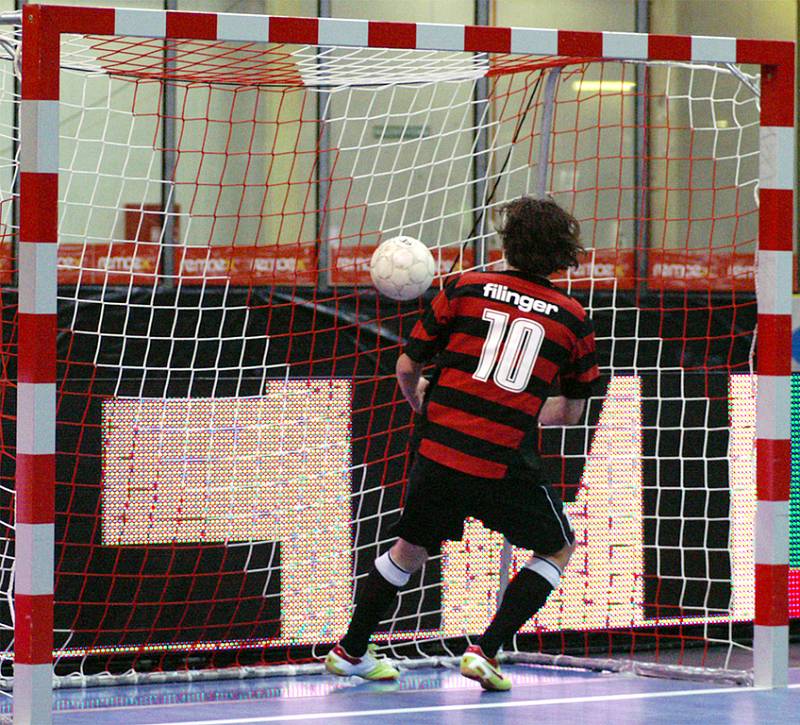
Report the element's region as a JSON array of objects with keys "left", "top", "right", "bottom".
[
  {"left": 651, "top": 0, "right": 796, "bottom": 40},
  {"left": 494, "top": 0, "right": 637, "bottom": 32},
  {"left": 19, "top": 1, "right": 798, "bottom": 257}
]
